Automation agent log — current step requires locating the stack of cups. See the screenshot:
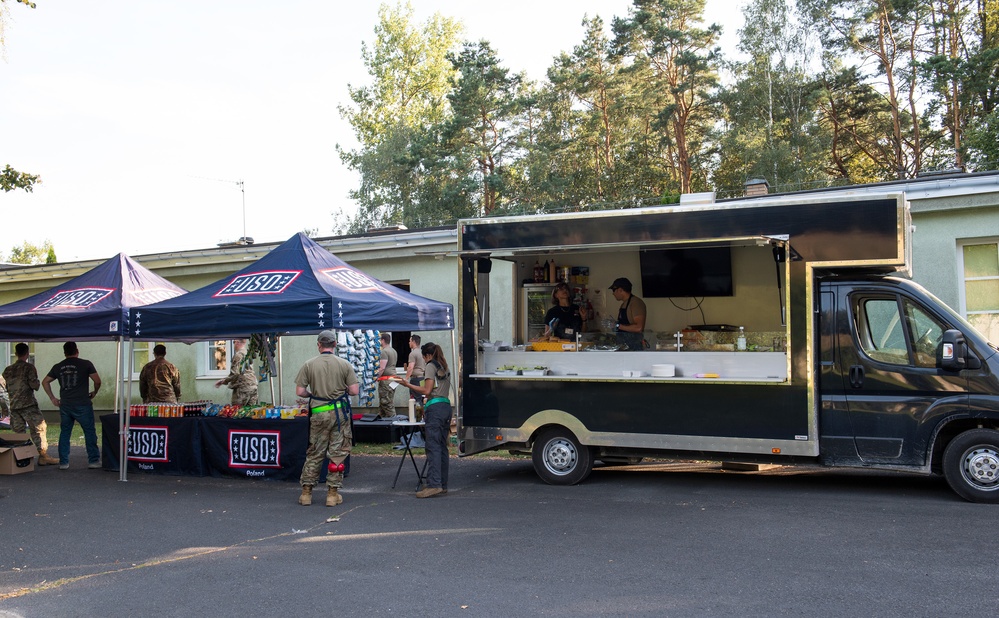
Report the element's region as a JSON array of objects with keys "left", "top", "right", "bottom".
[{"left": 408, "top": 399, "right": 416, "bottom": 423}]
